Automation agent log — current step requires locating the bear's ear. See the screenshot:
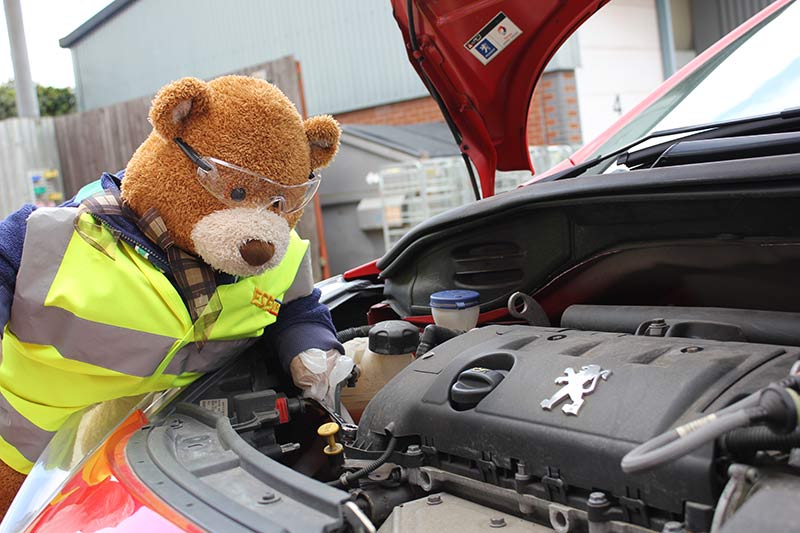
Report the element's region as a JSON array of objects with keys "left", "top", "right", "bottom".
[
  {"left": 149, "top": 77, "right": 211, "bottom": 140},
  {"left": 304, "top": 115, "right": 341, "bottom": 169}
]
